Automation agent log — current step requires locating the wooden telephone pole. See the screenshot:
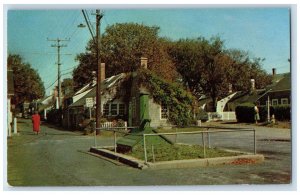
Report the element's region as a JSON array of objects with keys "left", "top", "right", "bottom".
[
  {"left": 81, "top": 9, "right": 103, "bottom": 134},
  {"left": 95, "top": 10, "right": 103, "bottom": 135},
  {"left": 47, "top": 38, "right": 70, "bottom": 108}
]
